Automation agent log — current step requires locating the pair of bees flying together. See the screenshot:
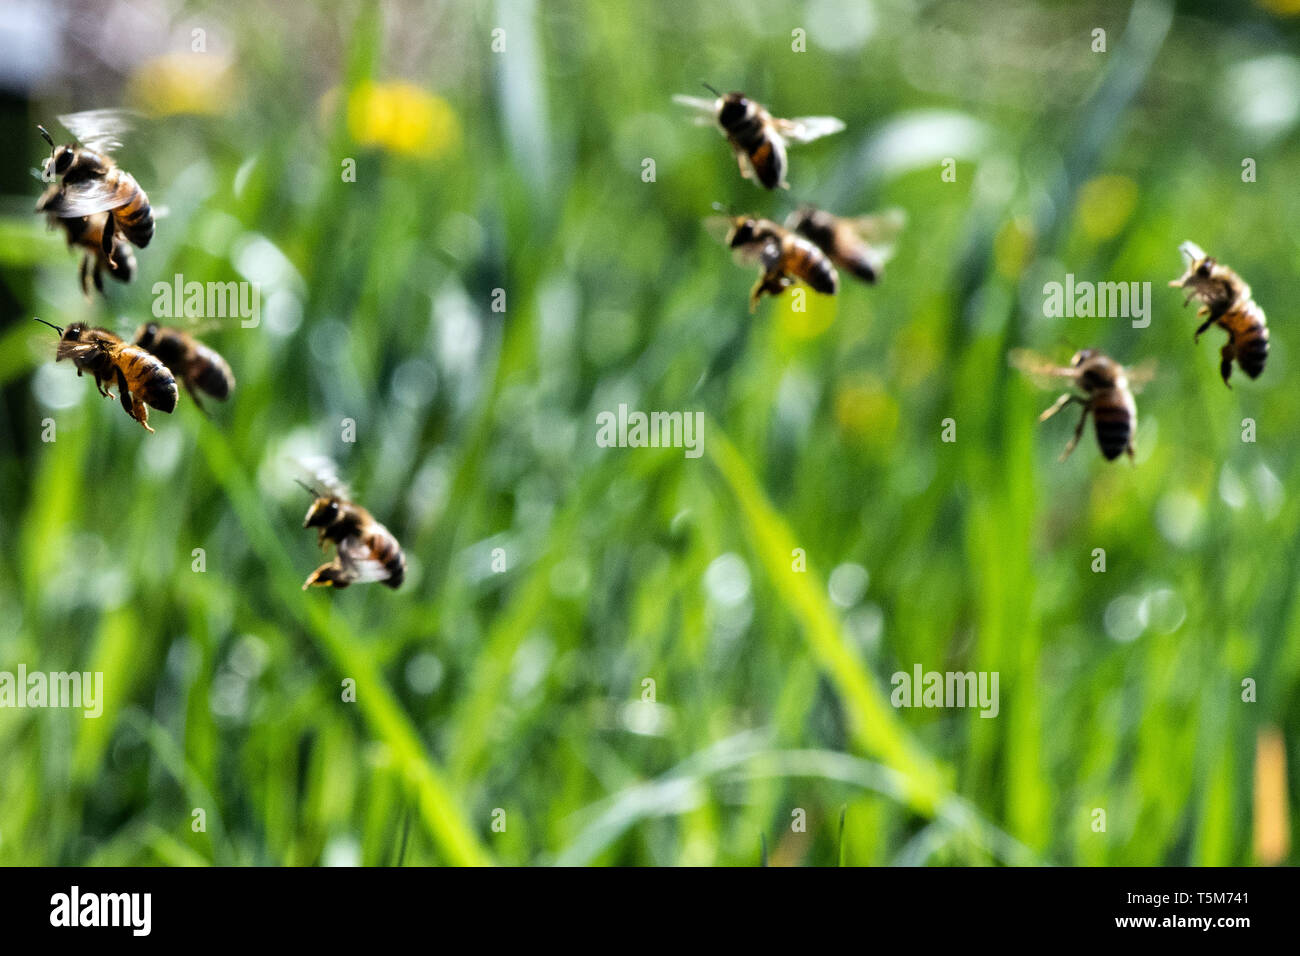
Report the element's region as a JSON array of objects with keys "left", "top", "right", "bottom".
[
  {"left": 675, "top": 87, "right": 902, "bottom": 311},
  {"left": 31, "top": 112, "right": 402, "bottom": 591},
  {"left": 1013, "top": 241, "right": 1270, "bottom": 462}
]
